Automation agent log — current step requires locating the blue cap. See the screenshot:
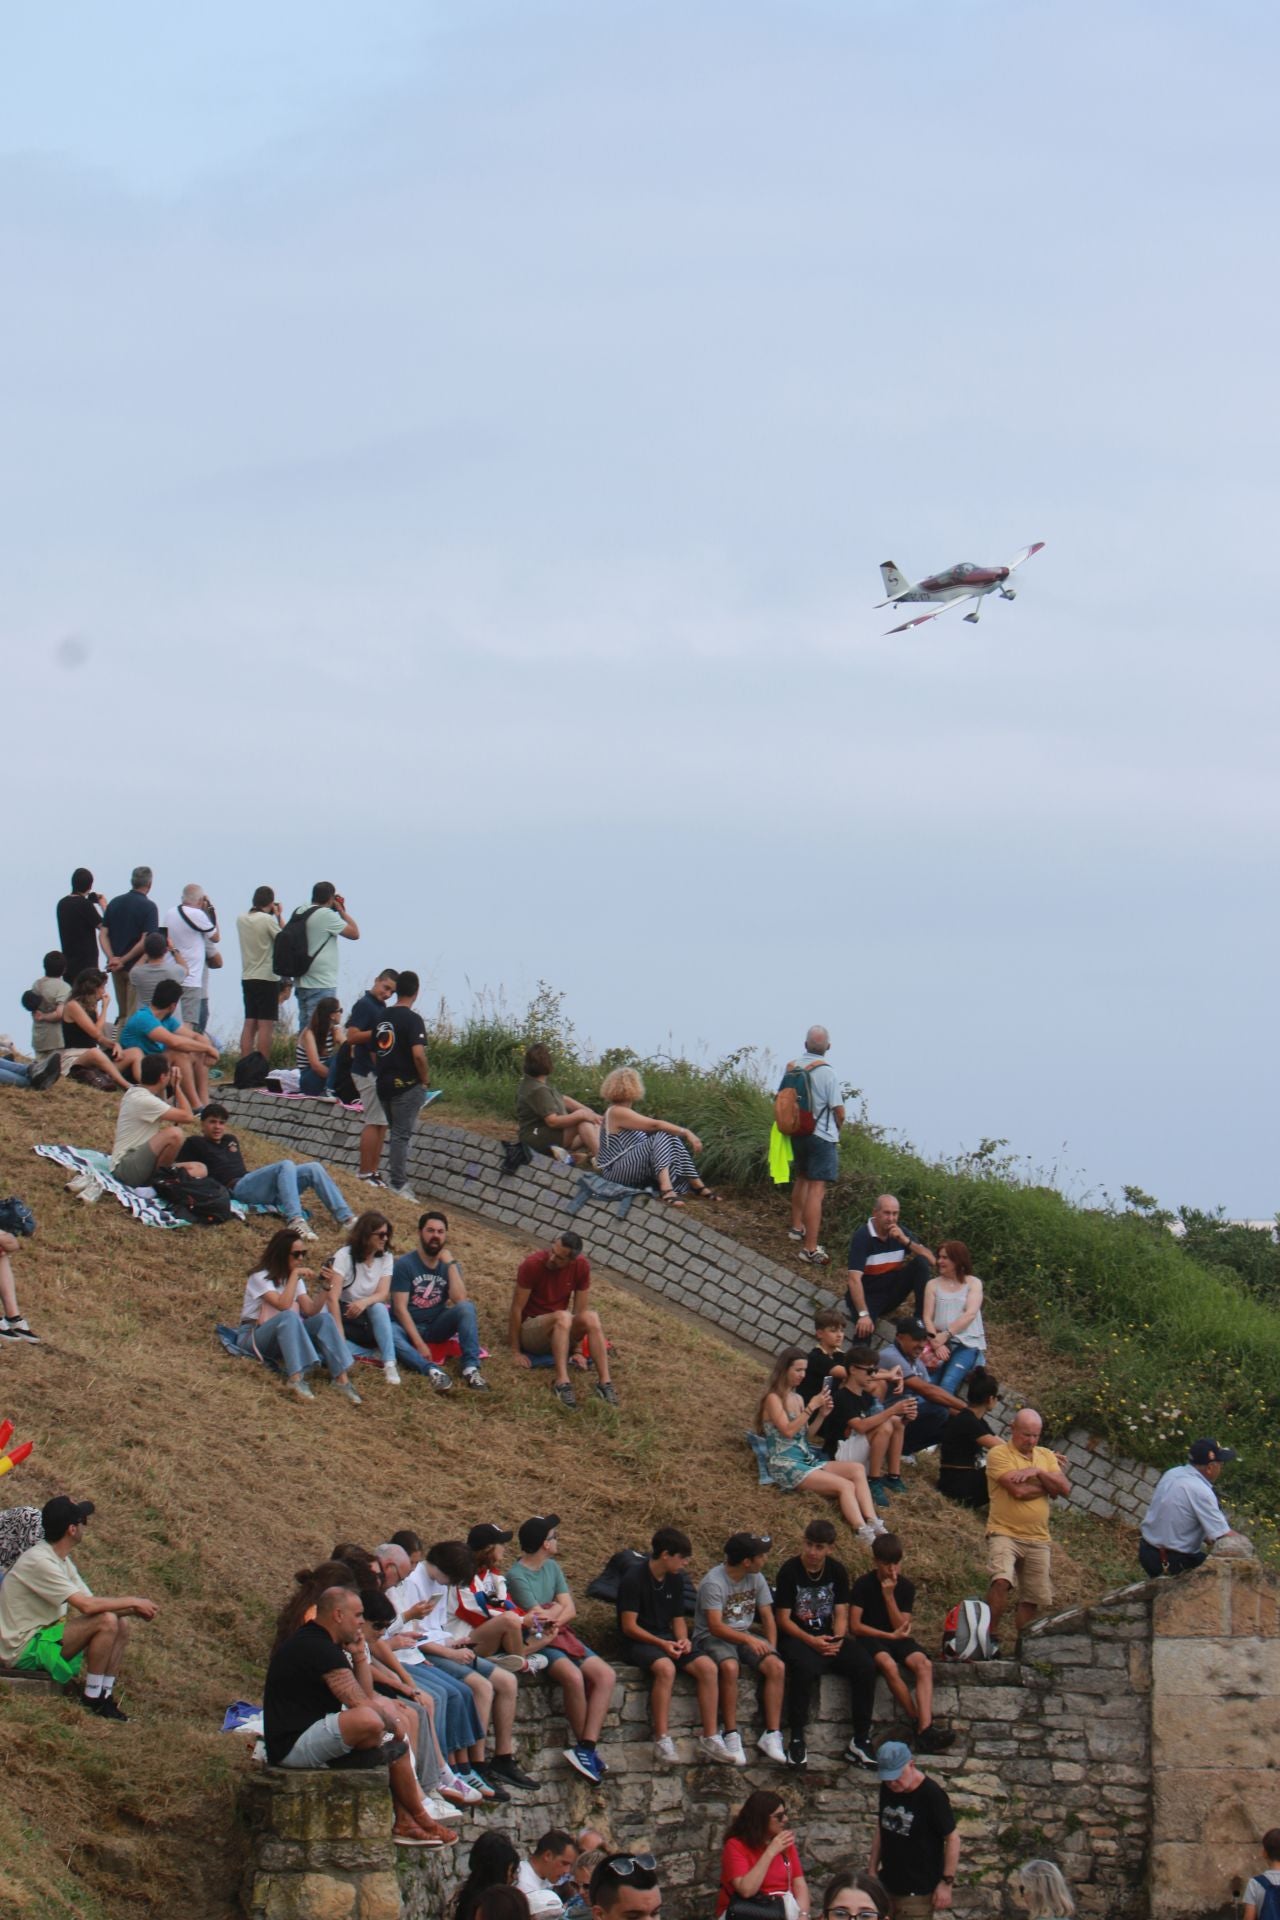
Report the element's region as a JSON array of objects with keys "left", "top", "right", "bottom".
[{"left": 876, "top": 1740, "right": 913, "bottom": 1780}]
